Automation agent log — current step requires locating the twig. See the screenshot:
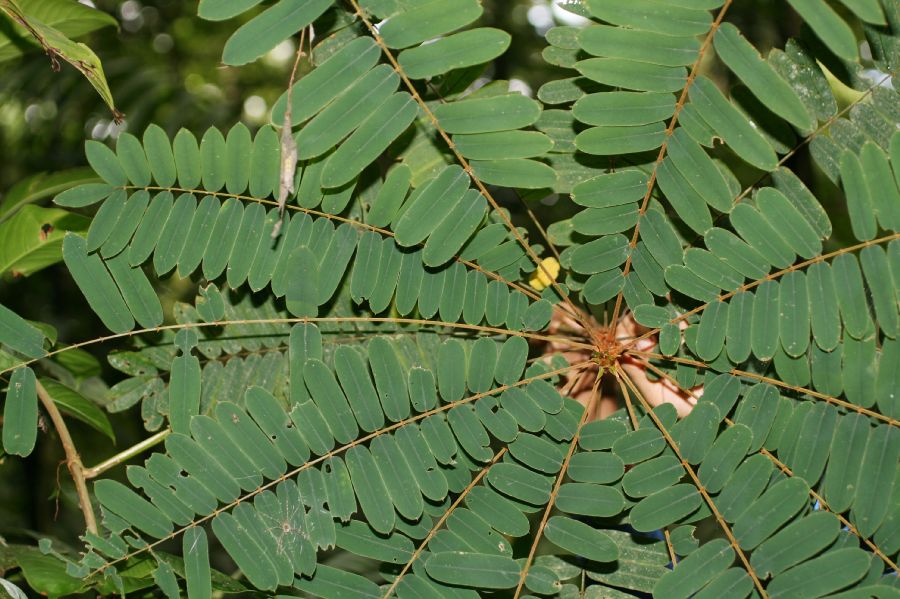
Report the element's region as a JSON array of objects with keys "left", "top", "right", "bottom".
[
  {"left": 272, "top": 28, "right": 307, "bottom": 239},
  {"left": 82, "top": 429, "right": 171, "bottom": 480},
  {"left": 35, "top": 380, "right": 97, "bottom": 534}
]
